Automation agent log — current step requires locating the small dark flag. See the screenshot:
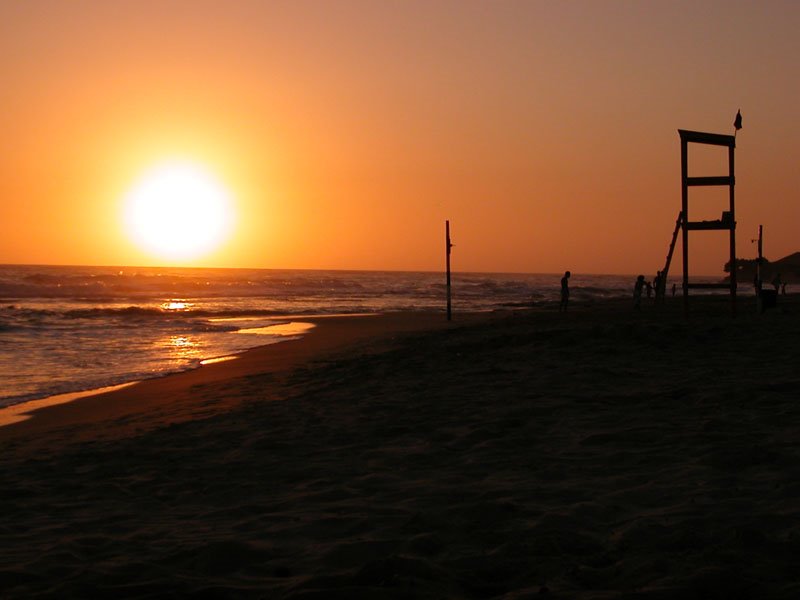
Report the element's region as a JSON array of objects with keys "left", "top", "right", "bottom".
[{"left": 734, "top": 109, "right": 742, "bottom": 130}]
